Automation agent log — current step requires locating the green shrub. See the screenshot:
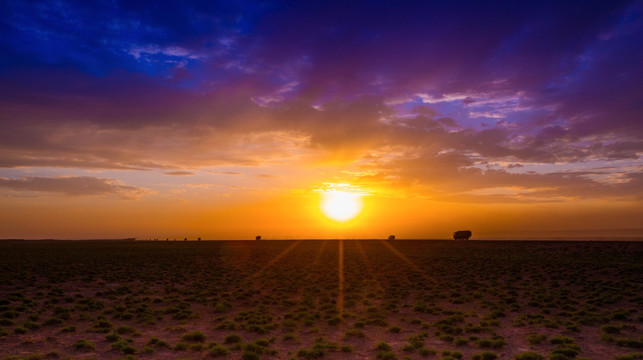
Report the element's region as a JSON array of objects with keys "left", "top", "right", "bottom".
[
  {"left": 439, "top": 350, "right": 463, "bottom": 358},
  {"left": 514, "top": 352, "right": 544, "bottom": 360},
  {"left": 297, "top": 347, "right": 325, "bottom": 359},
  {"left": 602, "top": 325, "right": 622, "bottom": 334},
  {"left": 344, "top": 329, "right": 364, "bottom": 339},
  {"left": 174, "top": 342, "right": 188, "bottom": 351},
  {"left": 418, "top": 347, "right": 437, "bottom": 357},
  {"left": 472, "top": 351, "right": 498, "bottom": 360},
  {"left": 615, "top": 353, "right": 643, "bottom": 360},
  {"left": 112, "top": 339, "right": 136, "bottom": 354},
  {"left": 402, "top": 344, "right": 415, "bottom": 352},
  {"left": 408, "top": 333, "right": 427, "bottom": 348},
  {"left": 478, "top": 337, "right": 506, "bottom": 348},
  {"left": 550, "top": 336, "right": 574, "bottom": 345},
  {"left": 181, "top": 330, "right": 206, "bottom": 342},
  {"left": 244, "top": 342, "right": 264, "bottom": 354},
  {"left": 60, "top": 325, "right": 75, "bottom": 333},
  {"left": 242, "top": 351, "right": 260, "bottom": 360},
  {"left": 376, "top": 350, "right": 397, "bottom": 360},
  {"left": 105, "top": 331, "right": 121, "bottom": 342},
  {"left": 550, "top": 344, "right": 580, "bottom": 357},
  {"left": 254, "top": 338, "right": 270, "bottom": 347},
  {"left": 282, "top": 333, "right": 299, "bottom": 342},
  {"left": 116, "top": 325, "right": 139, "bottom": 335},
  {"left": 208, "top": 344, "right": 230, "bottom": 357},
  {"left": 326, "top": 316, "right": 341, "bottom": 325},
  {"left": 438, "top": 334, "right": 454, "bottom": 342},
  {"left": 224, "top": 334, "right": 242, "bottom": 344},
  {"left": 73, "top": 339, "right": 95, "bottom": 351},
  {"left": 23, "top": 321, "right": 40, "bottom": 330},
  {"left": 548, "top": 353, "right": 568, "bottom": 360},
  {"left": 43, "top": 318, "right": 63, "bottom": 326},
  {"left": 147, "top": 337, "right": 170, "bottom": 348},
  {"left": 614, "top": 338, "right": 643, "bottom": 348},
  {"left": 91, "top": 318, "right": 113, "bottom": 333},
  {"left": 527, "top": 334, "right": 547, "bottom": 344},
  {"left": 190, "top": 343, "right": 205, "bottom": 351}
]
